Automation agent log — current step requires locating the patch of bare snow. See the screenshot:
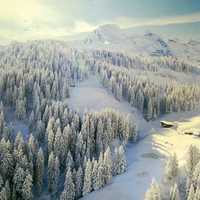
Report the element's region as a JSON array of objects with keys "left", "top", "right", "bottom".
[{"left": 68, "top": 75, "right": 150, "bottom": 138}]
